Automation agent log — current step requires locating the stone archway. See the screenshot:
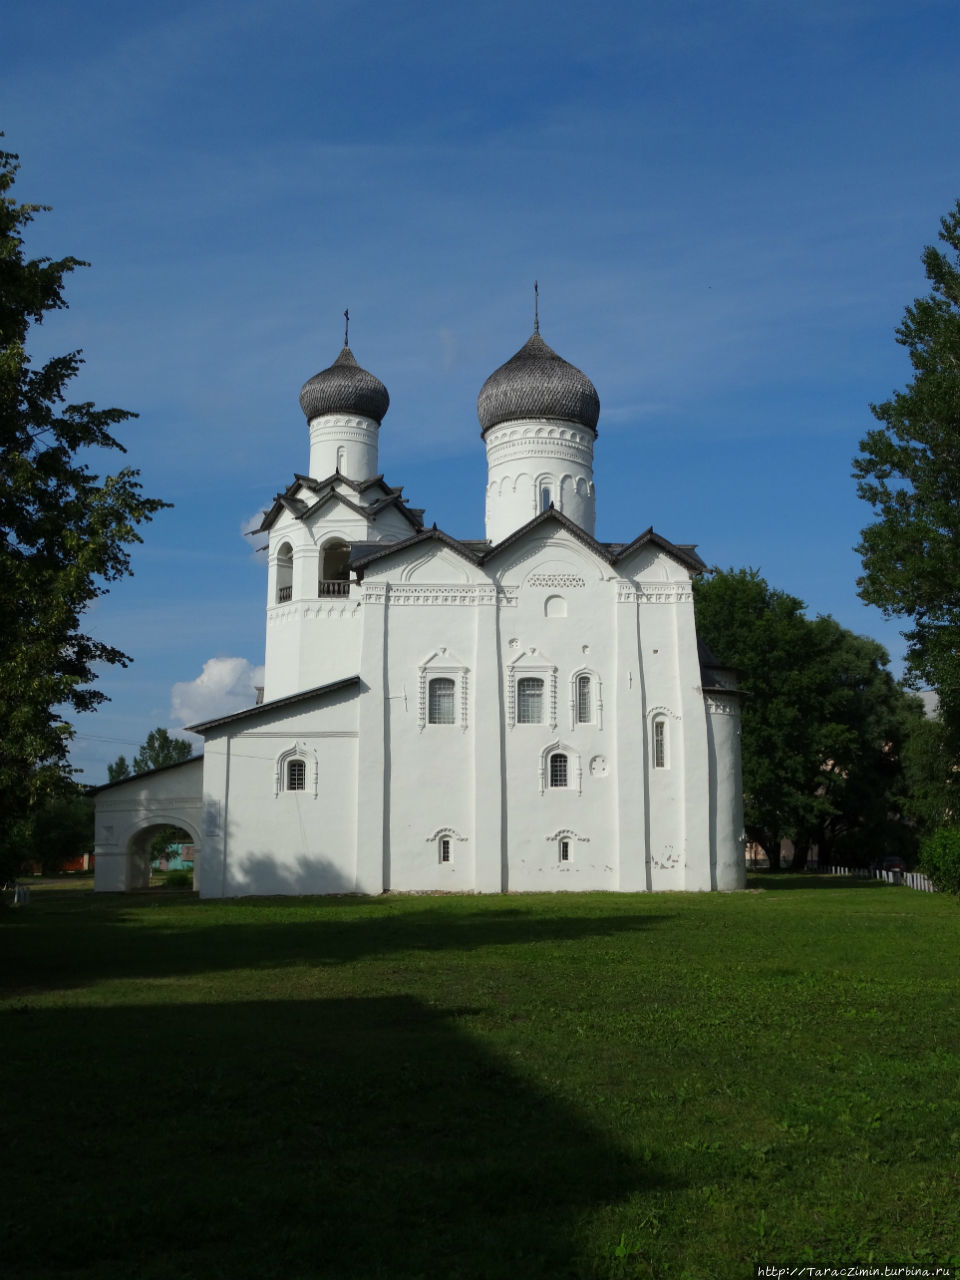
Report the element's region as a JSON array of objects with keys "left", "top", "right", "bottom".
[
  {"left": 94, "top": 758, "right": 205, "bottom": 893},
  {"left": 124, "top": 819, "right": 203, "bottom": 890}
]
